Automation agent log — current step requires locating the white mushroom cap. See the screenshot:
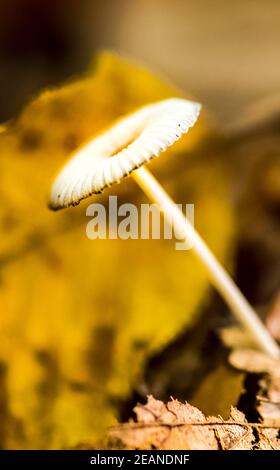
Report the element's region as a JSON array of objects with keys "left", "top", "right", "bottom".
[{"left": 49, "top": 98, "right": 201, "bottom": 210}]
